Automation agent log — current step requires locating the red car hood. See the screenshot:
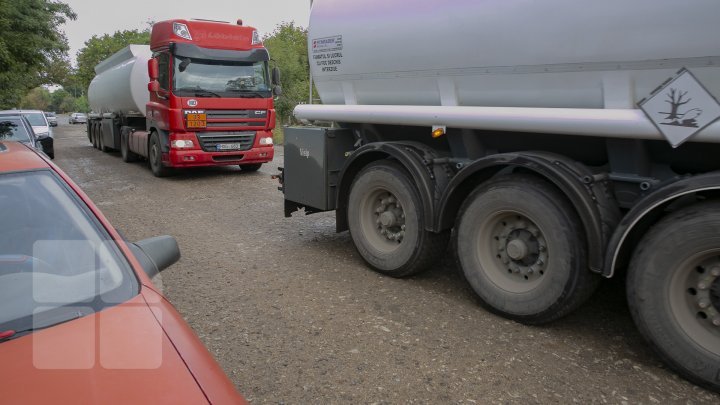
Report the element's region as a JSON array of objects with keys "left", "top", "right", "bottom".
[{"left": 0, "top": 289, "right": 242, "bottom": 404}]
